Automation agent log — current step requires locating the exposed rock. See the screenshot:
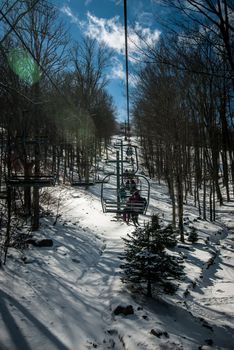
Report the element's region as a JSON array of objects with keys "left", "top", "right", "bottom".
[
  {"left": 113, "top": 305, "right": 134, "bottom": 316},
  {"left": 26, "top": 238, "right": 53, "bottom": 247},
  {"left": 205, "top": 339, "right": 213, "bottom": 345},
  {"left": 206, "top": 256, "right": 216, "bottom": 269},
  {"left": 25, "top": 238, "right": 38, "bottom": 246},
  {"left": 107, "top": 329, "right": 118, "bottom": 335},
  {"left": 177, "top": 244, "right": 192, "bottom": 250},
  {"left": 202, "top": 322, "right": 213, "bottom": 331},
  {"left": 192, "top": 281, "right": 197, "bottom": 288},
  {"left": 36, "top": 239, "right": 53, "bottom": 247},
  {"left": 21, "top": 256, "right": 35, "bottom": 264},
  {"left": 150, "top": 329, "right": 169, "bottom": 338}
]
